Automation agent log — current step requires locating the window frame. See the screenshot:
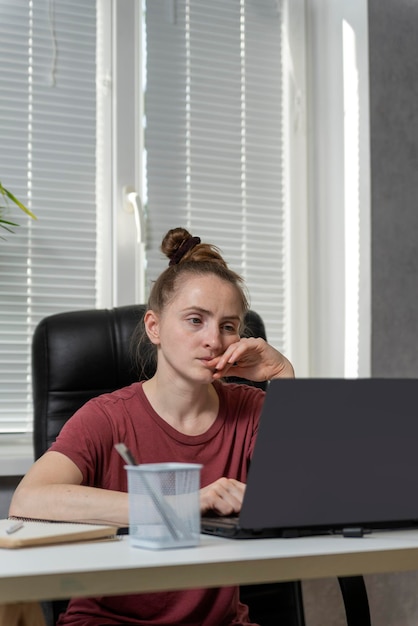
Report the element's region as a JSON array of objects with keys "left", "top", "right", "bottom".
[{"left": 306, "top": 0, "right": 371, "bottom": 378}]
